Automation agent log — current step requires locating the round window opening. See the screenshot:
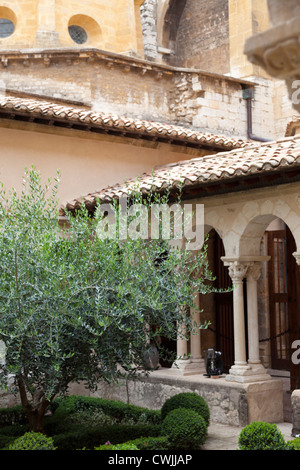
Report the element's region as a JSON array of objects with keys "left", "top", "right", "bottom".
[
  {"left": 0, "top": 18, "right": 15, "bottom": 38},
  {"left": 68, "top": 25, "right": 88, "bottom": 45}
]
